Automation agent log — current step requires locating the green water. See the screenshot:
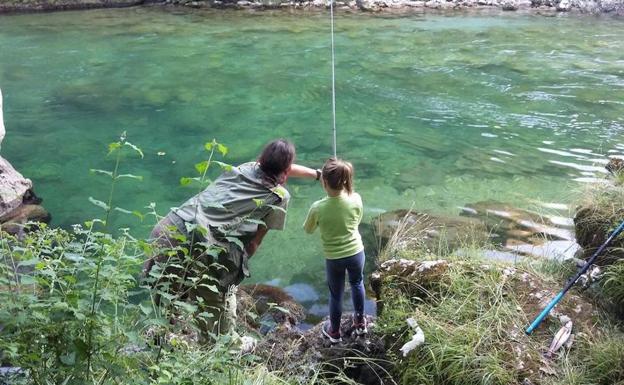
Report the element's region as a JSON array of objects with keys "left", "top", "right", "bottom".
[{"left": 0, "top": 7, "right": 623, "bottom": 305}]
